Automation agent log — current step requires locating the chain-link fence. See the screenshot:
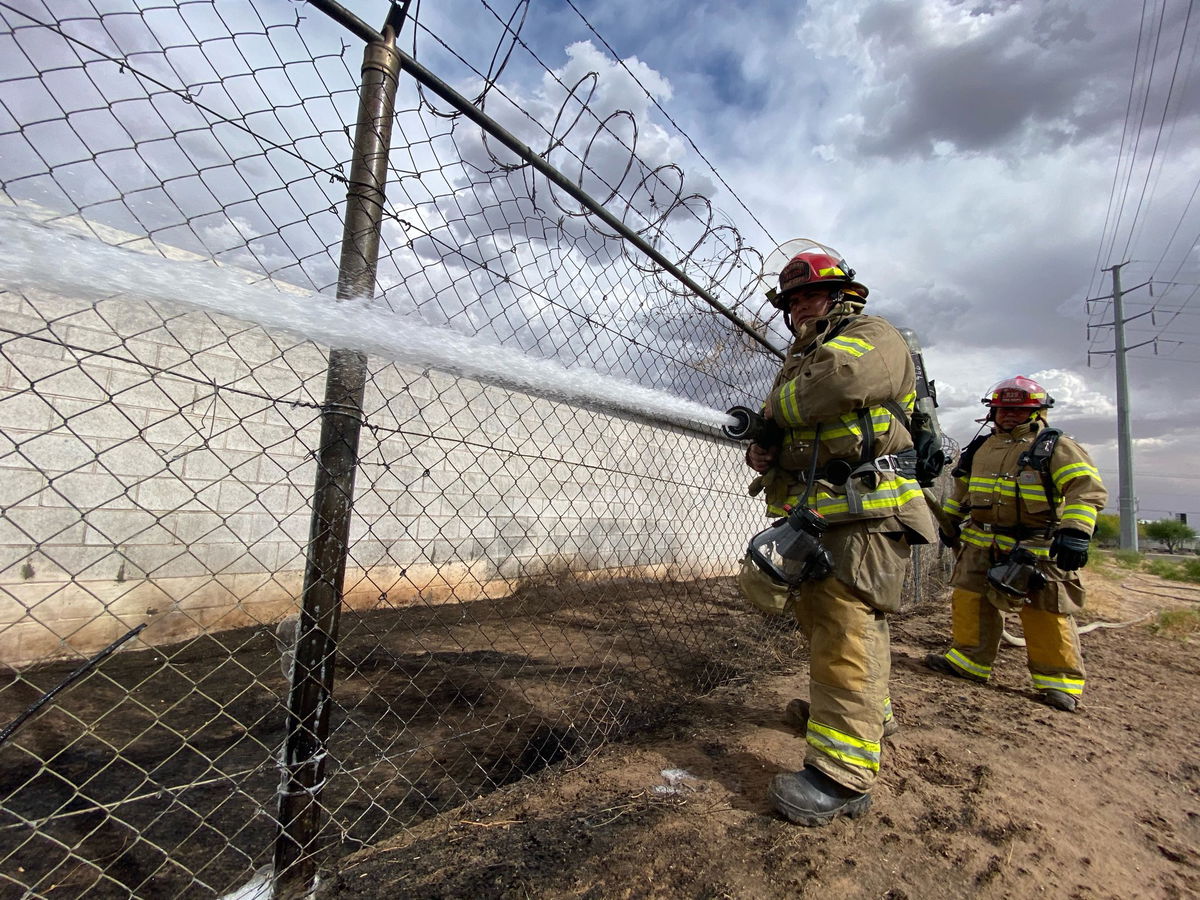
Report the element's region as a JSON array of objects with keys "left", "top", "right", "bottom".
[{"left": 0, "top": 2, "right": 949, "bottom": 897}]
